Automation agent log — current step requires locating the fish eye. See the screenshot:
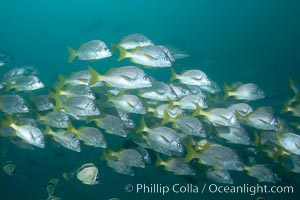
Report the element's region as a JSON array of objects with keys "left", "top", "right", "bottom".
[
  {"left": 88, "top": 92, "right": 92, "bottom": 96},
  {"left": 206, "top": 77, "right": 210, "bottom": 81},
  {"left": 164, "top": 57, "right": 169, "bottom": 61},
  {"left": 177, "top": 143, "right": 182, "bottom": 148},
  {"left": 237, "top": 161, "right": 241, "bottom": 166},
  {"left": 22, "top": 104, "right": 27, "bottom": 109},
  {"left": 143, "top": 76, "right": 149, "bottom": 81},
  {"left": 100, "top": 140, "right": 105, "bottom": 145},
  {"left": 92, "top": 106, "right": 97, "bottom": 111}
]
